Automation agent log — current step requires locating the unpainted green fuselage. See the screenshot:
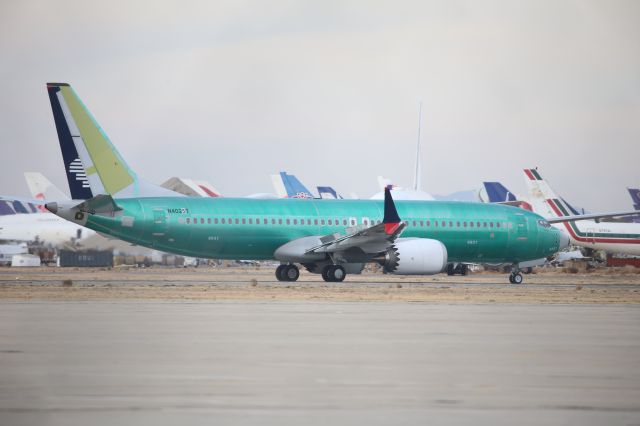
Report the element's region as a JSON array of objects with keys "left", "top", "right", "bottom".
[{"left": 82, "top": 197, "right": 562, "bottom": 264}]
